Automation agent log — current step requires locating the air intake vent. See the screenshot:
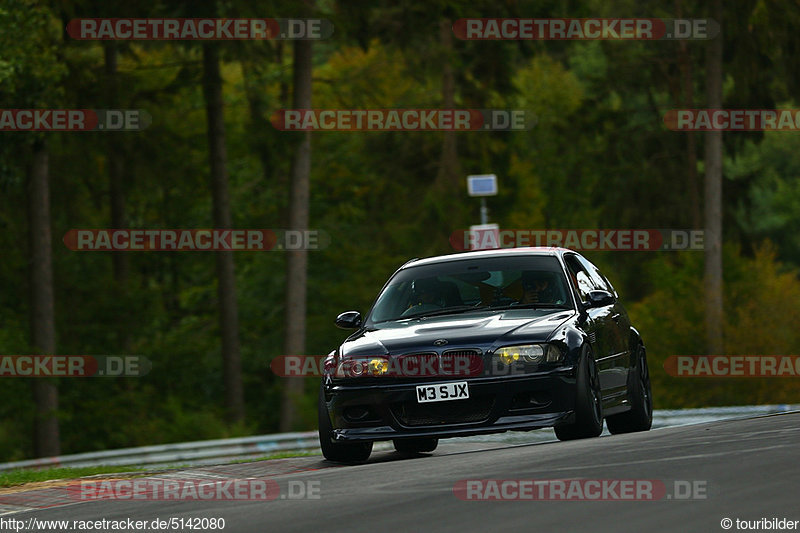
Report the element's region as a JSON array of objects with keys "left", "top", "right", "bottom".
[{"left": 392, "top": 396, "right": 494, "bottom": 426}]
